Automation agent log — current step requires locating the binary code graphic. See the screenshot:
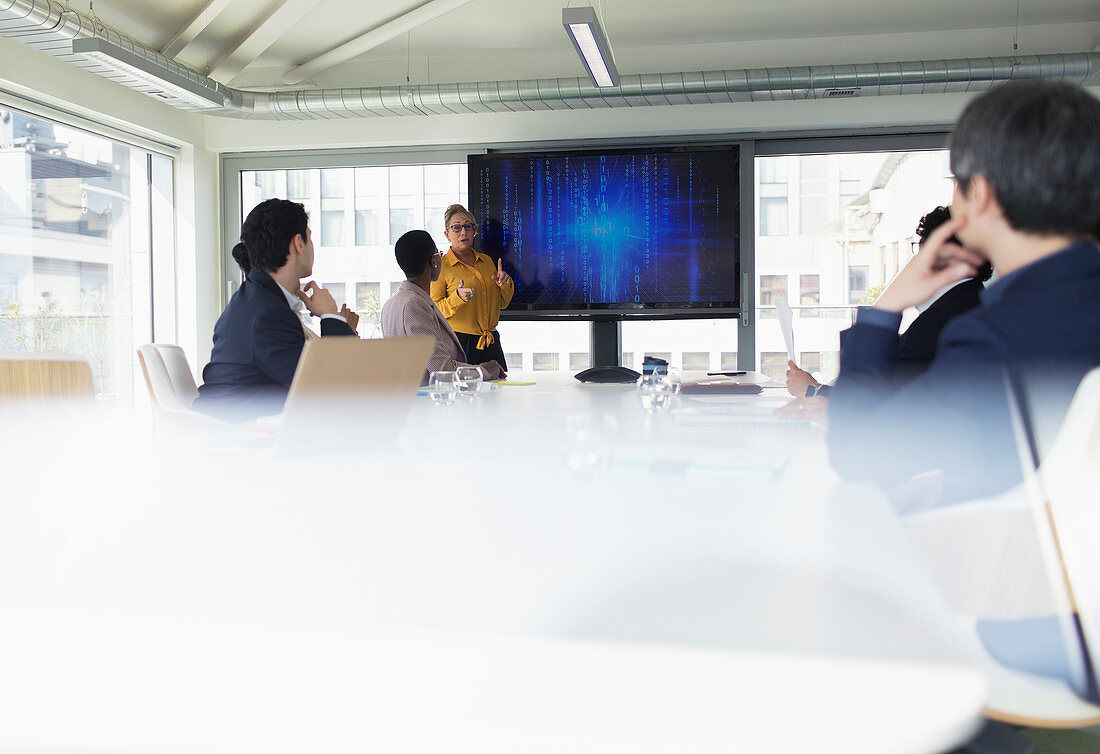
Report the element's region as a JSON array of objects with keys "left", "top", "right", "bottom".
[{"left": 472, "top": 148, "right": 739, "bottom": 309}]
